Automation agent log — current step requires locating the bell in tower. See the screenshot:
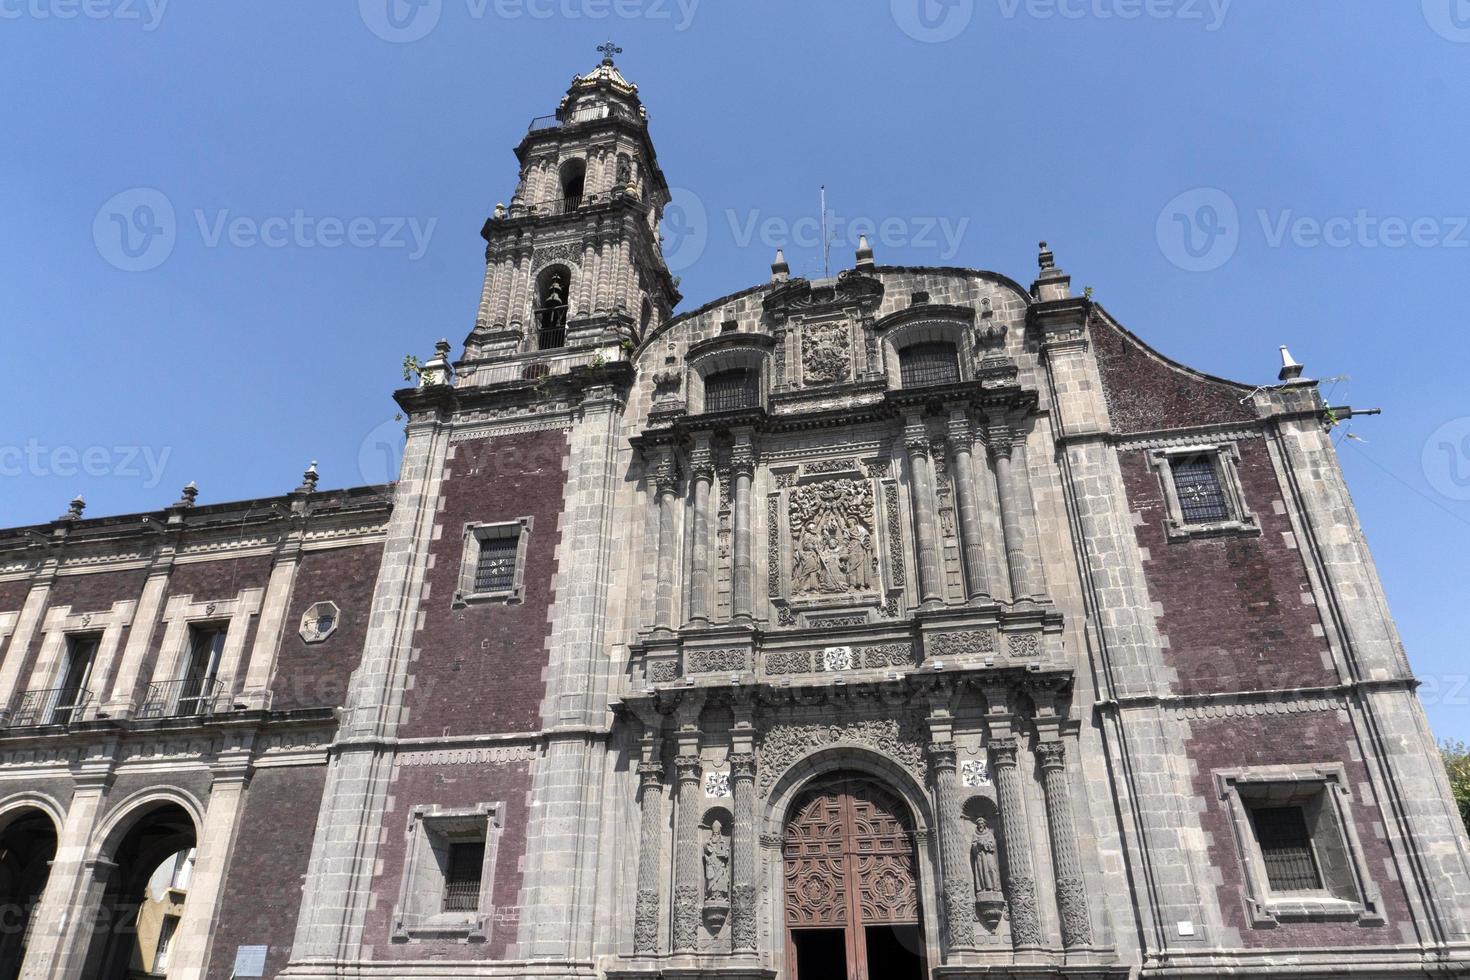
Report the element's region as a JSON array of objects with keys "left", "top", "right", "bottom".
[{"left": 464, "top": 43, "right": 680, "bottom": 371}]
